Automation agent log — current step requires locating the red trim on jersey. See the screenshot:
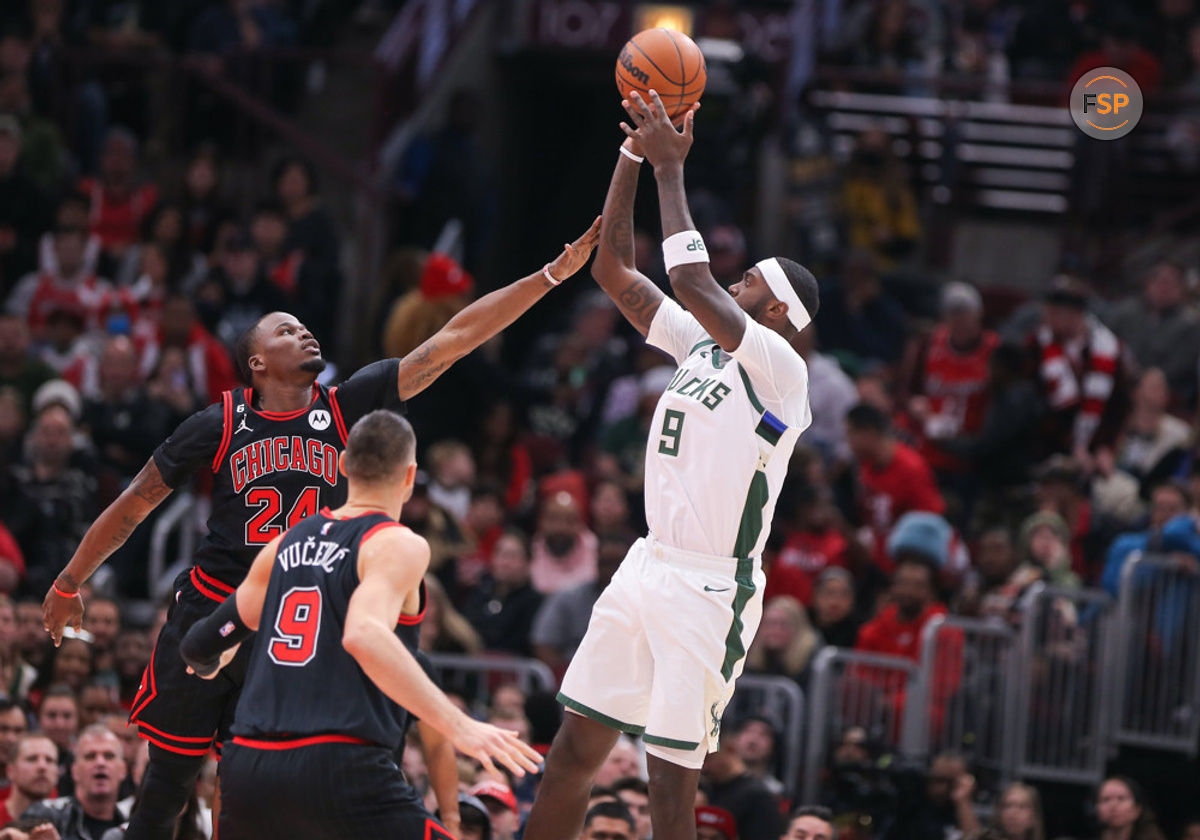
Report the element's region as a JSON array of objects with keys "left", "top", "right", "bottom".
[
  {"left": 212, "top": 391, "right": 234, "bottom": 473},
  {"left": 193, "top": 566, "right": 235, "bottom": 594},
  {"left": 318, "top": 507, "right": 393, "bottom": 519},
  {"left": 231, "top": 734, "right": 374, "bottom": 751},
  {"left": 328, "top": 387, "right": 349, "bottom": 445},
  {"left": 136, "top": 730, "right": 212, "bottom": 757},
  {"left": 425, "top": 817, "right": 455, "bottom": 840},
  {"left": 135, "top": 720, "right": 215, "bottom": 744},
  {"left": 397, "top": 578, "right": 427, "bottom": 626},
  {"left": 244, "top": 385, "right": 321, "bottom": 420},
  {"left": 190, "top": 568, "right": 229, "bottom": 603},
  {"left": 362, "top": 521, "right": 403, "bottom": 543}
]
